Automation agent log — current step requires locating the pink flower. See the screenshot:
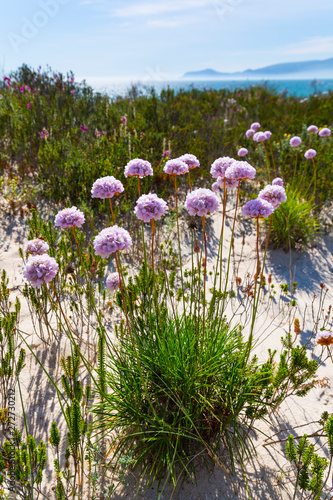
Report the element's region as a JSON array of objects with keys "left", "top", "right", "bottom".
[
  {"left": 237, "top": 148, "right": 248, "bottom": 157},
  {"left": 80, "top": 126, "right": 87, "bottom": 131},
  {"left": 246, "top": 129, "right": 255, "bottom": 138},
  {"left": 290, "top": 136, "right": 302, "bottom": 147},
  {"left": 307, "top": 125, "right": 318, "bottom": 133},
  {"left": 55, "top": 206, "right": 85, "bottom": 228},
  {"left": 178, "top": 153, "right": 200, "bottom": 170},
  {"left": 264, "top": 131, "right": 272, "bottom": 139},
  {"left": 93, "top": 226, "right": 132, "bottom": 258},
  {"left": 70, "top": 77, "right": 74, "bottom": 83},
  {"left": 23, "top": 254, "right": 59, "bottom": 288},
  {"left": 4, "top": 76, "right": 11, "bottom": 86},
  {"left": 106, "top": 272, "right": 121, "bottom": 291},
  {"left": 91, "top": 176, "right": 124, "bottom": 199},
  {"left": 27, "top": 104, "right": 31, "bottom": 108},
  {"left": 250, "top": 122, "right": 261, "bottom": 130},
  {"left": 124, "top": 159, "right": 153, "bottom": 178},
  {"left": 253, "top": 132, "right": 266, "bottom": 142},
  {"left": 120, "top": 116, "right": 127, "bottom": 125},
  {"left": 40, "top": 128, "right": 49, "bottom": 139},
  {"left": 71, "top": 90, "right": 75, "bottom": 95},
  {"left": 20, "top": 87, "right": 24, "bottom": 92},
  {"left": 272, "top": 177, "right": 284, "bottom": 187},
  {"left": 163, "top": 150, "right": 170, "bottom": 158},
  {"left": 163, "top": 159, "right": 188, "bottom": 175},
  {"left": 304, "top": 149, "right": 317, "bottom": 159},
  {"left": 225, "top": 160, "right": 256, "bottom": 181},
  {"left": 258, "top": 184, "right": 287, "bottom": 209},
  {"left": 210, "top": 157, "right": 235, "bottom": 179},
  {"left": 242, "top": 199, "right": 274, "bottom": 219},
  {"left": 319, "top": 128, "right": 331, "bottom": 137},
  {"left": 185, "top": 188, "right": 219, "bottom": 217},
  {"left": 134, "top": 193, "right": 168, "bottom": 223},
  {"left": 24, "top": 238, "right": 49, "bottom": 256}
]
